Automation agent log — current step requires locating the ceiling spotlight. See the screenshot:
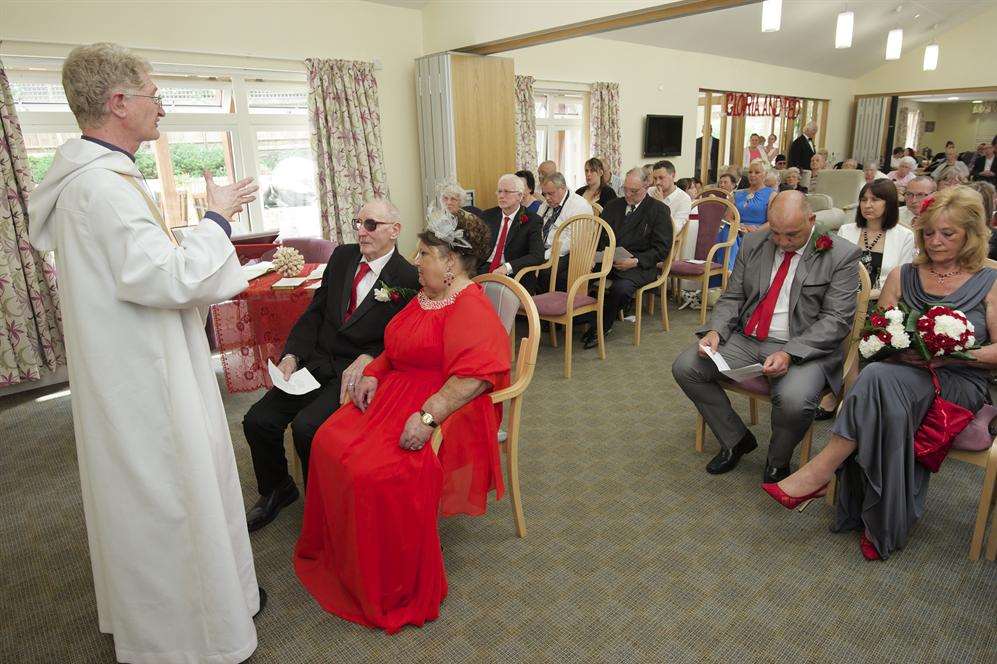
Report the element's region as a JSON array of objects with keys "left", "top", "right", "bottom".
[
  {"left": 923, "top": 43, "right": 939, "bottom": 70},
  {"left": 972, "top": 100, "right": 983, "bottom": 104},
  {"left": 835, "top": 11, "right": 854, "bottom": 49},
  {"left": 761, "top": 0, "right": 782, "bottom": 32},
  {"left": 885, "top": 28, "right": 903, "bottom": 60},
  {"left": 947, "top": 97, "right": 960, "bottom": 101}
]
